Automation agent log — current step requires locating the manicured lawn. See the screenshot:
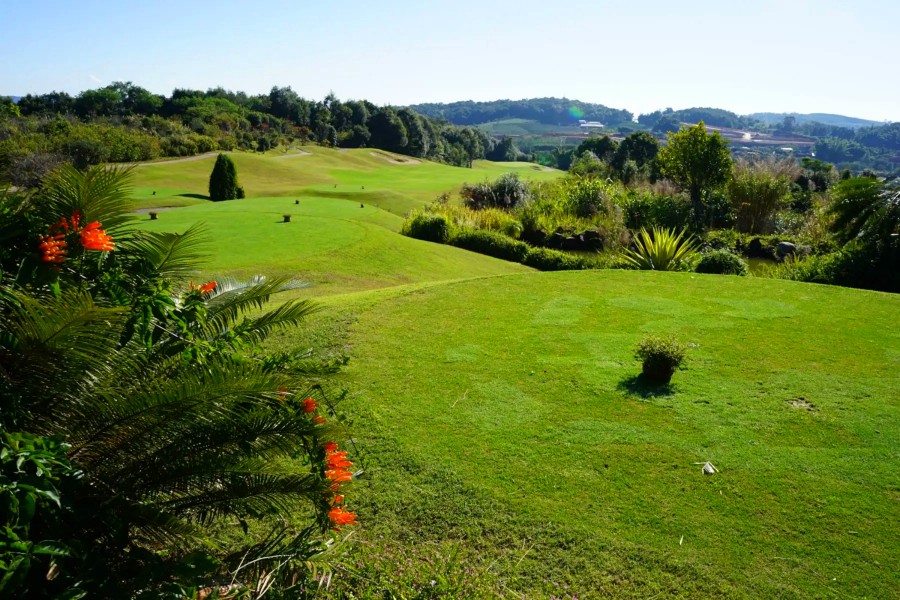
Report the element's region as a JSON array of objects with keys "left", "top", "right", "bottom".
[
  {"left": 124, "top": 149, "right": 898, "bottom": 598},
  {"left": 285, "top": 270, "right": 900, "bottom": 598},
  {"left": 127, "top": 147, "right": 560, "bottom": 216},
  {"left": 134, "top": 196, "right": 529, "bottom": 297}
]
